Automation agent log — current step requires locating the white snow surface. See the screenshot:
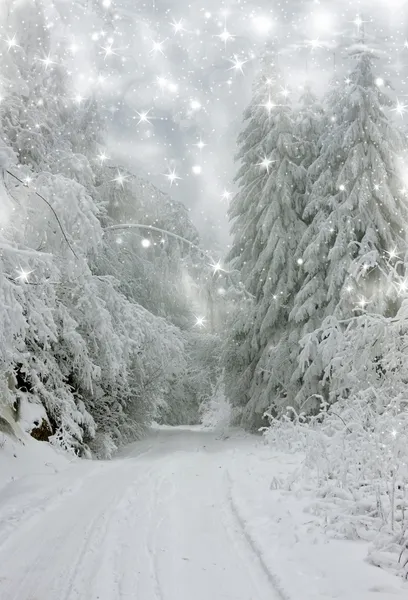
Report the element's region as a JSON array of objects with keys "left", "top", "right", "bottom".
[{"left": 0, "top": 426, "right": 407, "bottom": 600}]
